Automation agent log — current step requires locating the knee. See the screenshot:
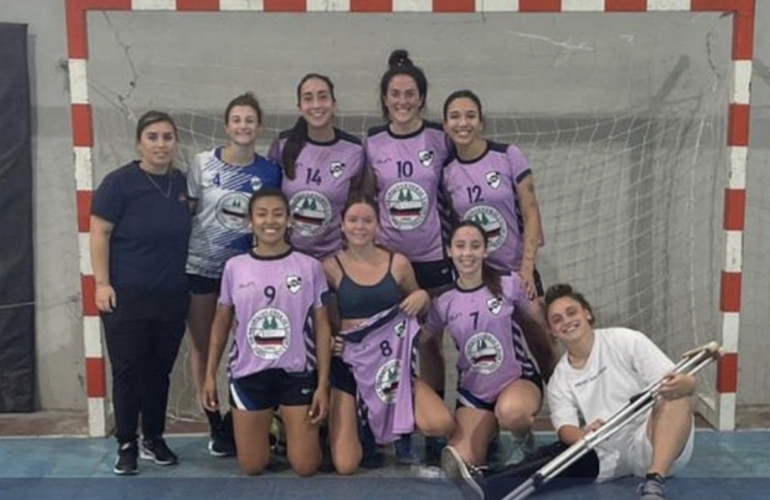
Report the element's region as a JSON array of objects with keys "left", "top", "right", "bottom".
[
  {"left": 290, "top": 457, "right": 320, "bottom": 477},
  {"left": 333, "top": 456, "right": 360, "bottom": 475},
  {"left": 495, "top": 403, "right": 534, "bottom": 433},
  {"left": 422, "top": 409, "right": 456, "bottom": 437},
  {"left": 239, "top": 461, "right": 267, "bottom": 476}
]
